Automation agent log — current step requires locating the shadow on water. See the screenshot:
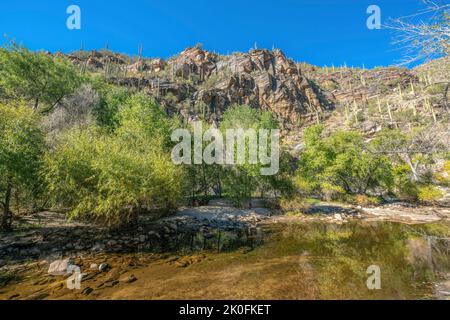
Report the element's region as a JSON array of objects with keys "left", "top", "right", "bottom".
[{"left": 158, "top": 226, "right": 265, "bottom": 254}]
